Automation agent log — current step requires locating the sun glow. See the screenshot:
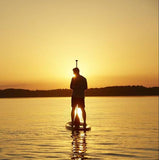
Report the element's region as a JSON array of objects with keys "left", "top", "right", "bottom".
[{"left": 74, "top": 105, "right": 83, "bottom": 122}]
